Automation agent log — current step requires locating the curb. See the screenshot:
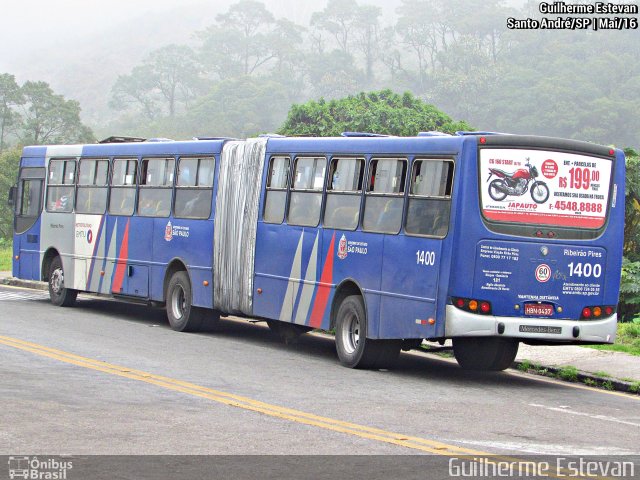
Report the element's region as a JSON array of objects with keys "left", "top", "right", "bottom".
[
  {"left": 0, "top": 276, "right": 48, "bottom": 291},
  {"left": 512, "top": 360, "right": 639, "bottom": 395},
  {"left": 2, "top": 276, "right": 638, "bottom": 395}
]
